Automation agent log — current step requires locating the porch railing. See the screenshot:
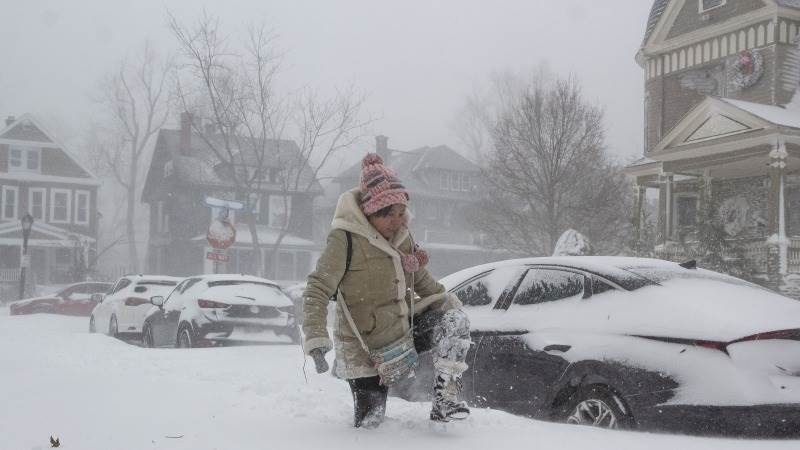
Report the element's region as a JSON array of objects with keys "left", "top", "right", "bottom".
[{"left": 0, "top": 269, "right": 20, "bottom": 282}]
